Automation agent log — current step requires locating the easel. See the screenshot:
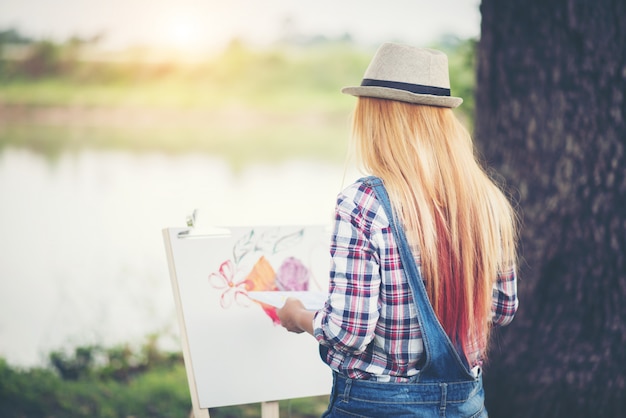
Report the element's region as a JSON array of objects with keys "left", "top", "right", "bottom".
[
  {"left": 261, "top": 401, "right": 280, "bottom": 418},
  {"left": 163, "top": 225, "right": 331, "bottom": 418},
  {"left": 188, "top": 401, "right": 279, "bottom": 418}
]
